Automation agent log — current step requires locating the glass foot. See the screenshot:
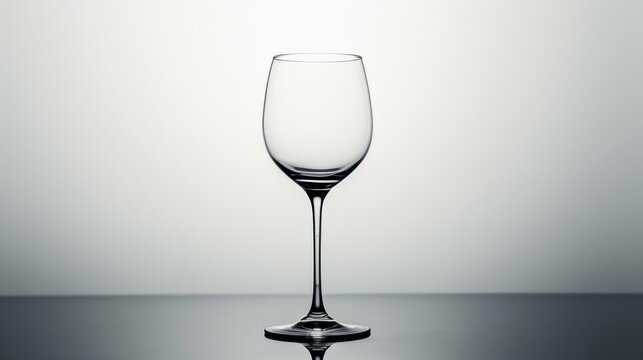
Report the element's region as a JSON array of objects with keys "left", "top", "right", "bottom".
[{"left": 265, "top": 318, "right": 370, "bottom": 342}]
